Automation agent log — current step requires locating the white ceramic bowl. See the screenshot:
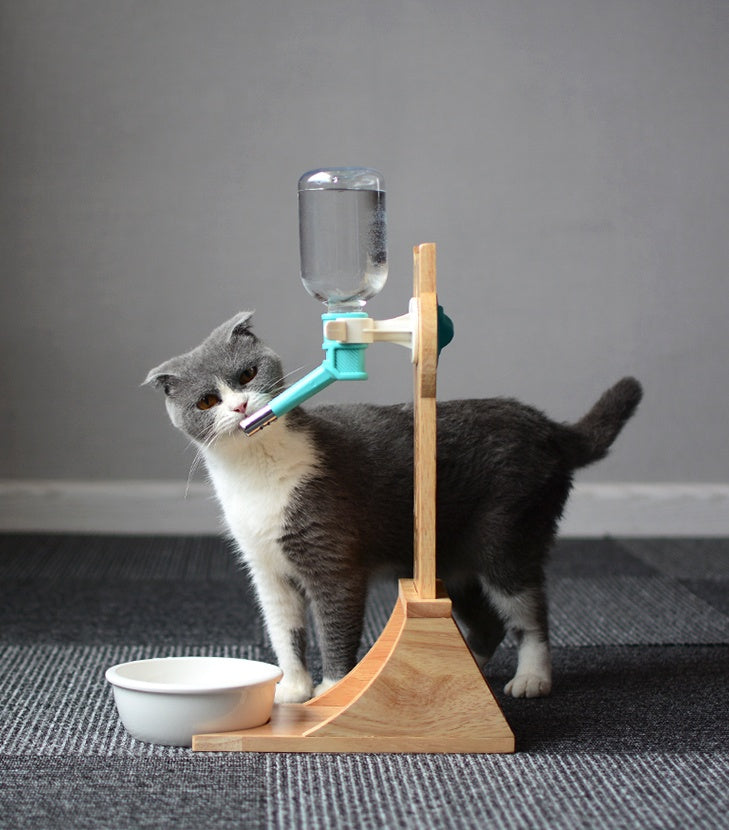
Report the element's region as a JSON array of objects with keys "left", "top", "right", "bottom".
[{"left": 105, "top": 656, "right": 283, "bottom": 746}]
